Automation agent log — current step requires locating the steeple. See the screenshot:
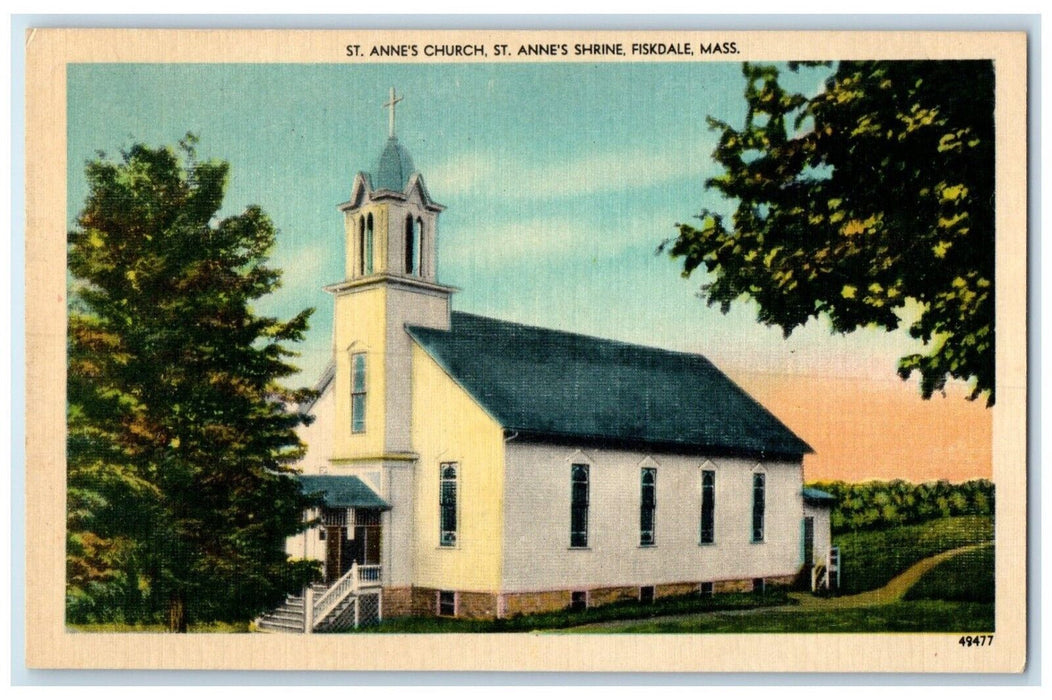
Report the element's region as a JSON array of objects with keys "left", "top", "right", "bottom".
[
  {"left": 338, "top": 88, "right": 444, "bottom": 282},
  {"left": 326, "top": 89, "right": 454, "bottom": 463}
]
